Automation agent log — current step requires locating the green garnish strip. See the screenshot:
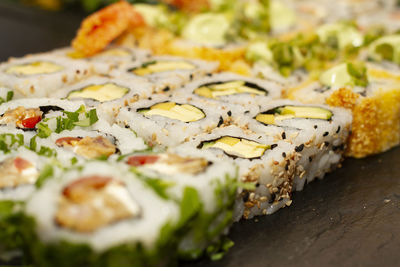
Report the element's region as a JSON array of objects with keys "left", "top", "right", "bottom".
[{"left": 35, "top": 105, "right": 99, "bottom": 140}]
